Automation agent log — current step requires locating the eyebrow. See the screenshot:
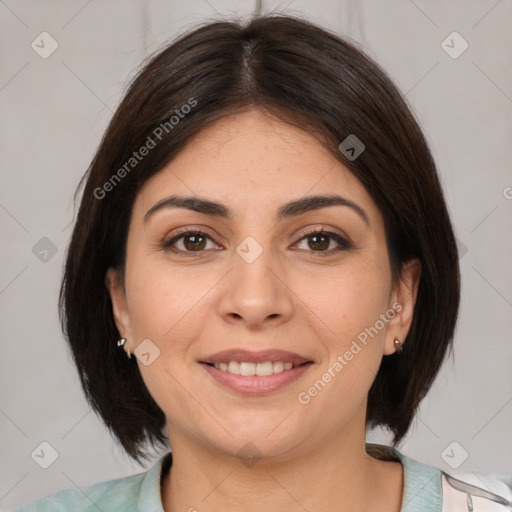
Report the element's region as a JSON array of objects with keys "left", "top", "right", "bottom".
[{"left": 144, "top": 194, "right": 370, "bottom": 226}]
